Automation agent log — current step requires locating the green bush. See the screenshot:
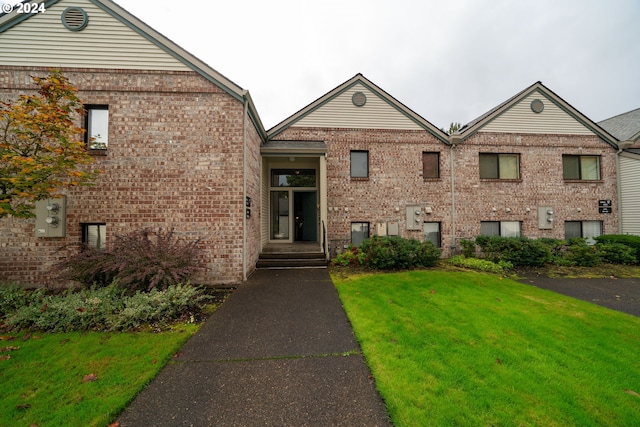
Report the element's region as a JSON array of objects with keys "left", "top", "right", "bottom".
[
  {"left": 474, "top": 236, "right": 551, "bottom": 267},
  {"left": 595, "top": 235, "right": 640, "bottom": 264},
  {"left": 459, "top": 239, "right": 476, "bottom": 258},
  {"left": 596, "top": 243, "right": 637, "bottom": 265},
  {"left": 449, "top": 255, "right": 512, "bottom": 274},
  {"left": 4, "top": 283, "right": 210, "bottom": 332},
  {"left": 54, "top": 228, "right": 203, "bottom": 292},
  {"left": 0, "top": 284, "right": 45, "bottom": 318},
  {"left": 358, "top": 236, "right": 441, "bottom": 270},
  {"left": 565, "top": 238, "right": 602, "bottom": 267}
]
